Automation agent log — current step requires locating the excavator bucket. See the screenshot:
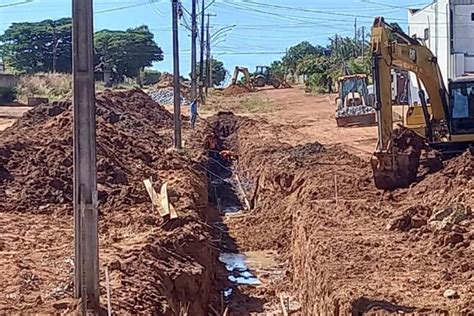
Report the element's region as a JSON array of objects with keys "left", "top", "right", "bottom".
[
  {"left": 371, "top": 152, "right": 418, "bottom": 190},
  {"left": 371, "top": 128, "right": 425, "bottom": 190}
]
